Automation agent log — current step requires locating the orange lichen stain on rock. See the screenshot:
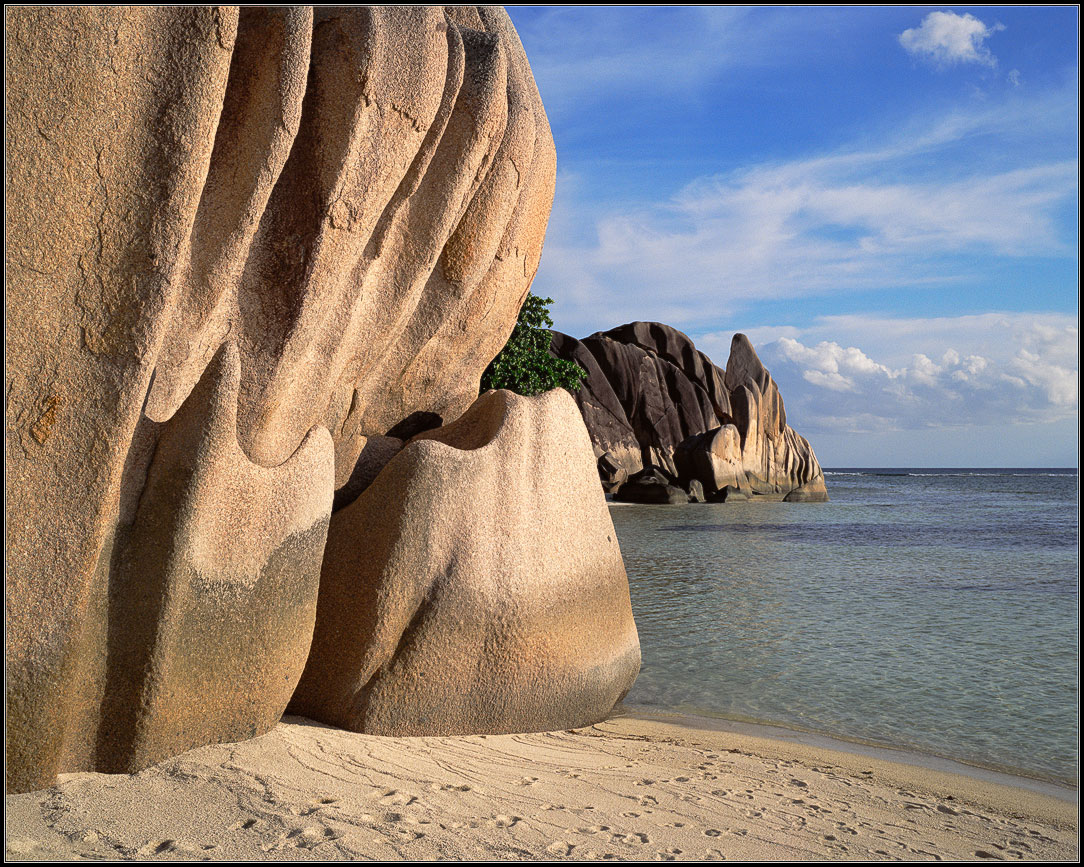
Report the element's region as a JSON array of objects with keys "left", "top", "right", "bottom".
[{"left": 30, "top": 392, "right": 64, "bottom": 445}]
